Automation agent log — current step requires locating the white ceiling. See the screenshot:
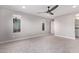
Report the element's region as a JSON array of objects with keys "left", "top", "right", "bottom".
[{"left": 0, "top": 5, "right": 79, "bottom": 19}]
